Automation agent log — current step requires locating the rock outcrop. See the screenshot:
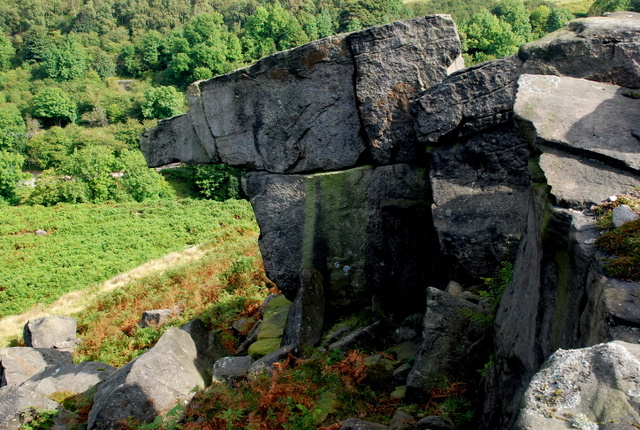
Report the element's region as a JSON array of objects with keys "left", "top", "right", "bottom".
[
  {"left": 140, "top": 11, "right": 640, "bottom": 429},
  {"left": 515, "top": 341, "right": 640, "bottom": 429}
]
